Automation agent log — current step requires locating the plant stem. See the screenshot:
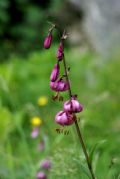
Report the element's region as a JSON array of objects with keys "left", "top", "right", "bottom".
[
  {"left": 74, "top": 120, "right": 96, "bottom": 179},
  {"left": 62, "top": 55, "right": 96, "bottom": 179}
]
